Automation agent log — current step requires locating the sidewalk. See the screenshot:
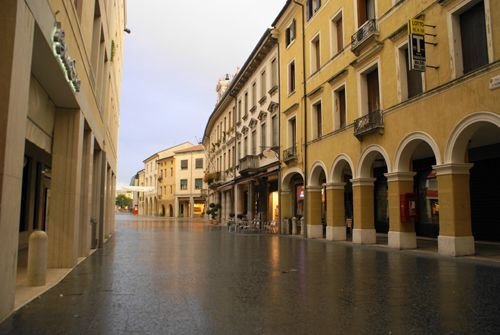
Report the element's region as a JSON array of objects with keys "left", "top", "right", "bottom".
[{"left": 283, "top": 232, "right": 500, "bottom": 266}]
